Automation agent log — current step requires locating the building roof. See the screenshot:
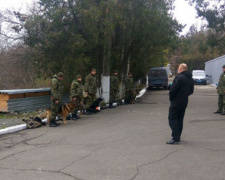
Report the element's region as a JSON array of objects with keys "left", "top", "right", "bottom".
[
  {"left": 205, "top": 55, "right": 225, "bottom": 64},
  {"left": 0, "top": 88, "right": 50, "bottom": 95}
]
